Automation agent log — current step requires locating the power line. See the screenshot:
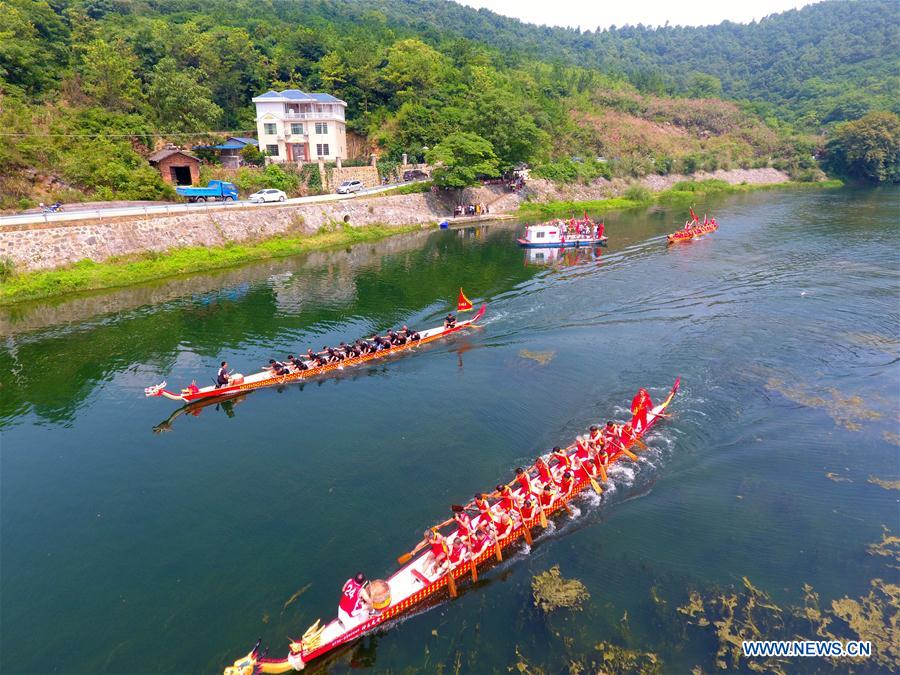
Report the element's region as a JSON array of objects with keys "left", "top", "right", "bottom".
[{"left": 0, "top": 129, "right": 258, "bottom": 138}]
